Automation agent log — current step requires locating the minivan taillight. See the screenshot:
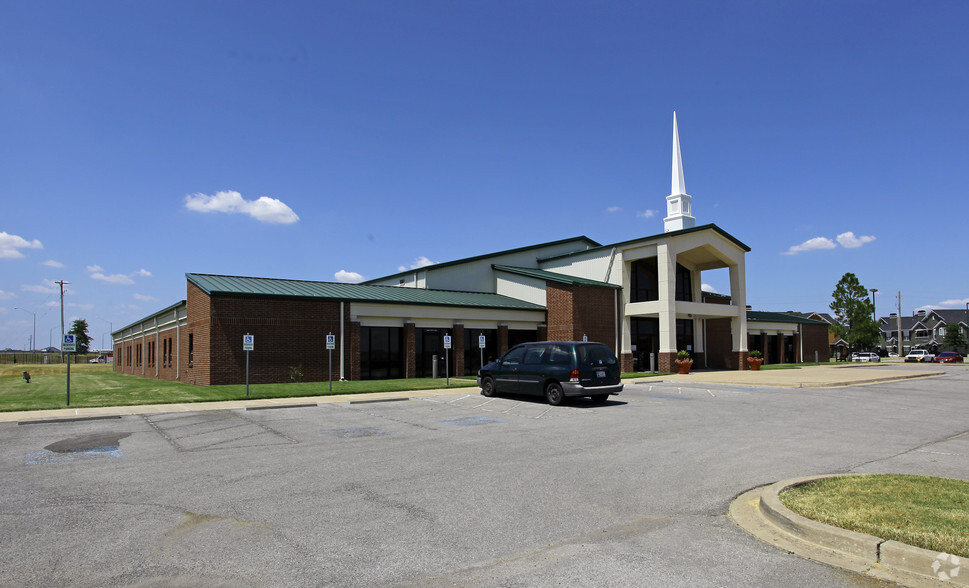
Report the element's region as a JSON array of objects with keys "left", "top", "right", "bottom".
[{"left": 569, "top": 369, "right": 580, "bottom": 383}]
